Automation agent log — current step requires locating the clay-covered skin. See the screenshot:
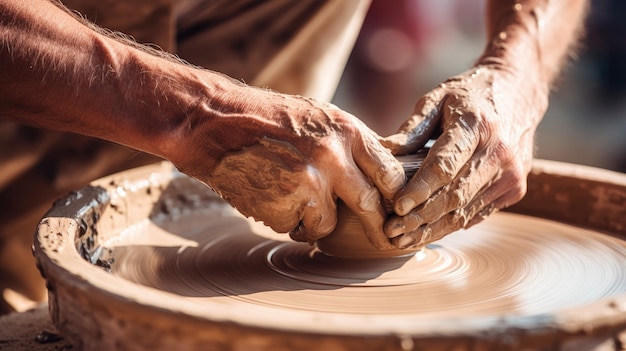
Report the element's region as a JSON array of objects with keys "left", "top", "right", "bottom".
[
  {"left": 0, "top": 0, "right": 404, "bottom": 249},
  {"left": 316, "top": 153, "right": 426, "bottom": 259},
  {"left": 383, "top": 66, "right": 544, "bottom": 248},
  {"left": 381, "top": 0, "right": 588, "bottom": 248},
  {"left": 181, "top": 87, "right": 405, "bottom": 249},
  {"left": 1, "top": 0, "right": 587, "bottom": 253}
]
